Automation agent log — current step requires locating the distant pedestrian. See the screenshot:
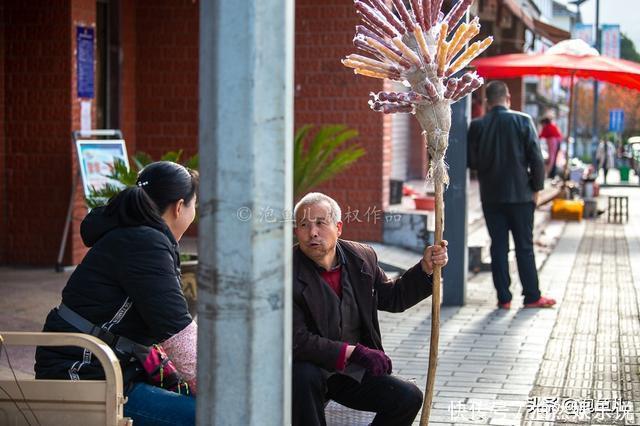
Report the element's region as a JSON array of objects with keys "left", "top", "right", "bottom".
[
  {"left": 539, "top": 116, "right": 563, "bottom": 178},
  {"left": 596, "top": 139, "right": 616, "bottom": 184},
  {"left": 467, "top": 81, "right": 556, "bottom": 309}
]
